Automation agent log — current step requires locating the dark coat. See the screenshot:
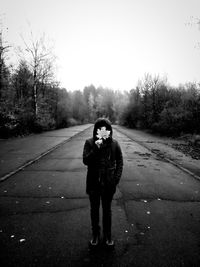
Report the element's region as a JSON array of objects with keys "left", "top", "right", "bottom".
[{"left": 83, "top": 137, "right": 123, "bottom": 194}]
